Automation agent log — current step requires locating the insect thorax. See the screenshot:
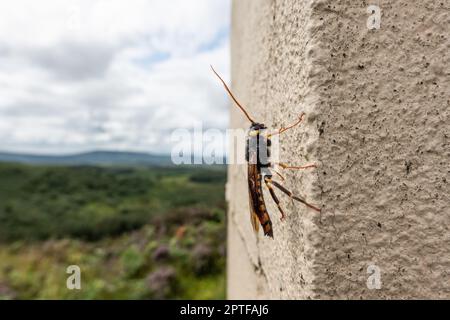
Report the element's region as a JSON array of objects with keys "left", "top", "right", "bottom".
[{"left": 246, "top": 123, "right": 271, "bottom": 172}]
